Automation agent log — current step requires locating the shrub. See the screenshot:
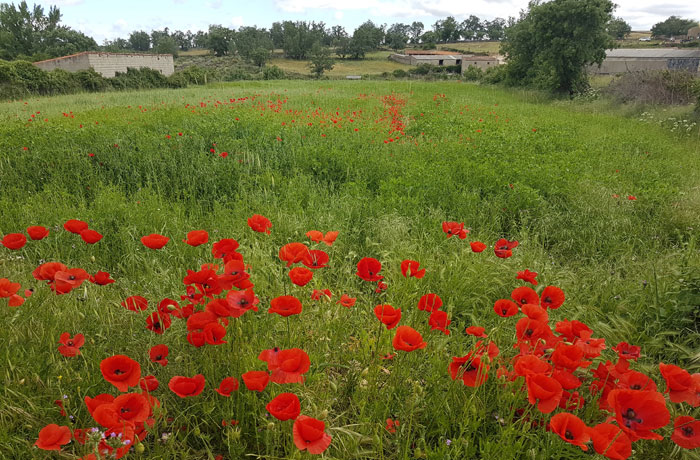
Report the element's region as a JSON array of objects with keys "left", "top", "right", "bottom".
[
  {"left": 462, "top": 65, "right": 483, "bottom": 82},
  {"left": 74, "top": 68, "right": 108, "bottom": 91},
  {"left": 111, "top": 67, "right": 169, "bottom": 90},
  {"left": 410, "top": 64, "right": 432, "bottom": 75},
  {"left": 392, "top": 69, "right": 408, "bottom": 78},
  {"left": 605, "top": 70, "right": 699, "bottom": 105},
  {"left": 482, "top": 65, "right": 507, "bottom": 84},
  {"left": 263, "top": 65, "right": 285, "bottom": 80}
]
